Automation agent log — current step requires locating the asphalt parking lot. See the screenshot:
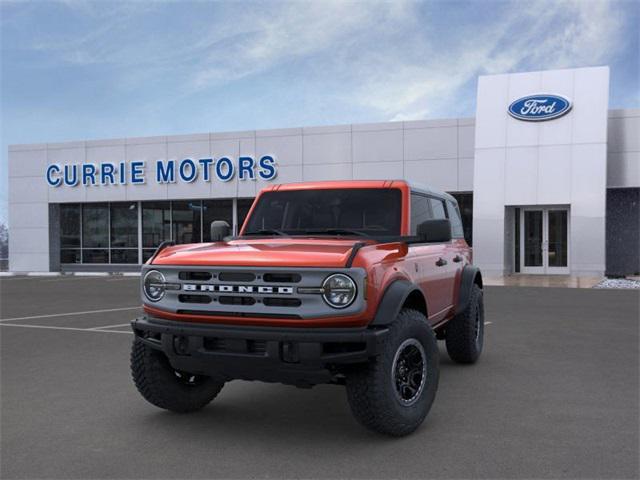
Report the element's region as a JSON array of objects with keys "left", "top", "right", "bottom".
[{"left": 1, "top": 276, "right": 638, "bottom": 479}]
